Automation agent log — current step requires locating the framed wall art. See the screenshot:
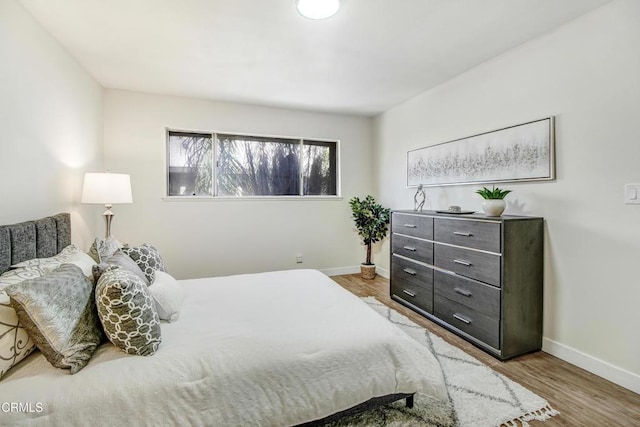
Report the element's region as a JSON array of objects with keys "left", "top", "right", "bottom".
[{"left": 407, "top": 117, "right": 555, "bottom": 187}]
